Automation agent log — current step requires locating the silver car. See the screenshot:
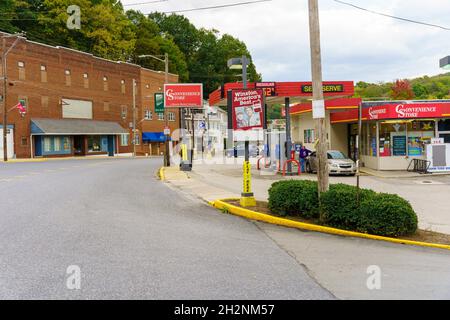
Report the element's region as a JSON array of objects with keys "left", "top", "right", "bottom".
[{"left": 306, "top": 150, "right": 356, "bottom": 176}]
